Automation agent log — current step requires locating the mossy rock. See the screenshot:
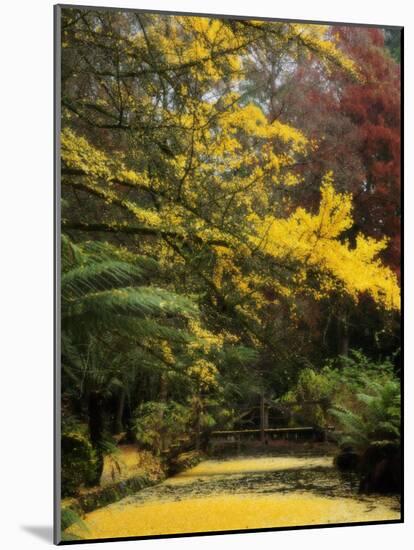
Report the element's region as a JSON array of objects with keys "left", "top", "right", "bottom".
[
  {"left": 359, "top": 442, "right": 401, "bottom": 494},
  {"left": 77, "top": 475, "right": 152, "bottom": 513},
  {"left": 168, "top": 451, "right": 204, "bottom": 475},
  {"left": 334, "top": 446, "right": 360, "bottom": 472},
  {"left": 61, "top": 432, "right": 99, "bottom": 497}
]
